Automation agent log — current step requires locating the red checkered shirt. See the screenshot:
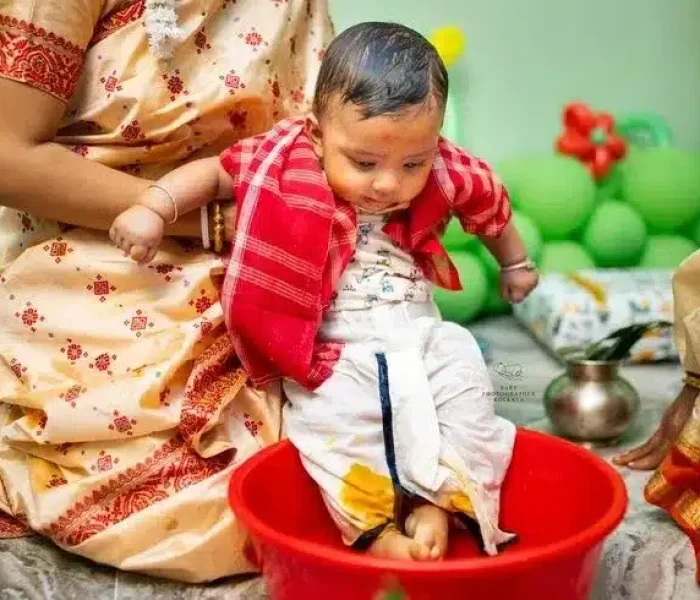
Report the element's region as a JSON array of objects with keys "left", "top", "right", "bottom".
[{"left": 220, "top": 119, "right": 511, "bottom": 389}]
